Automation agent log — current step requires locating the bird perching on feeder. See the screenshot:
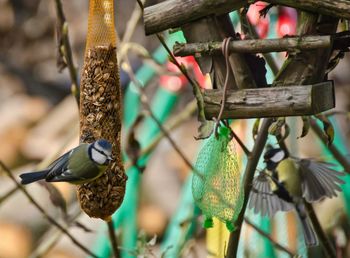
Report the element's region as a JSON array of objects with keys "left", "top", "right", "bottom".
[{"left": 78, "top": 0, "right": 127, "bottom": 221}]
